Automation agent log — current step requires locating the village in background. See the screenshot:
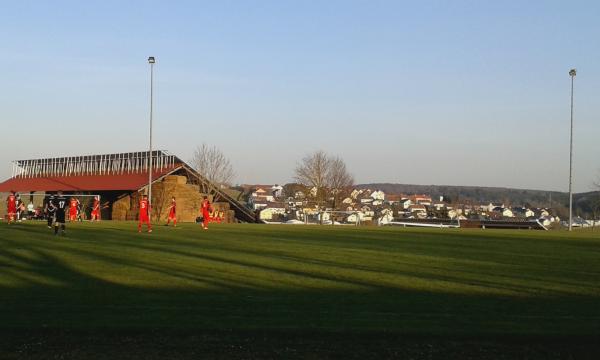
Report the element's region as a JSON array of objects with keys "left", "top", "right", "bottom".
[{"left": 232, "top": 183, "right": 598, "bottom": 229}]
